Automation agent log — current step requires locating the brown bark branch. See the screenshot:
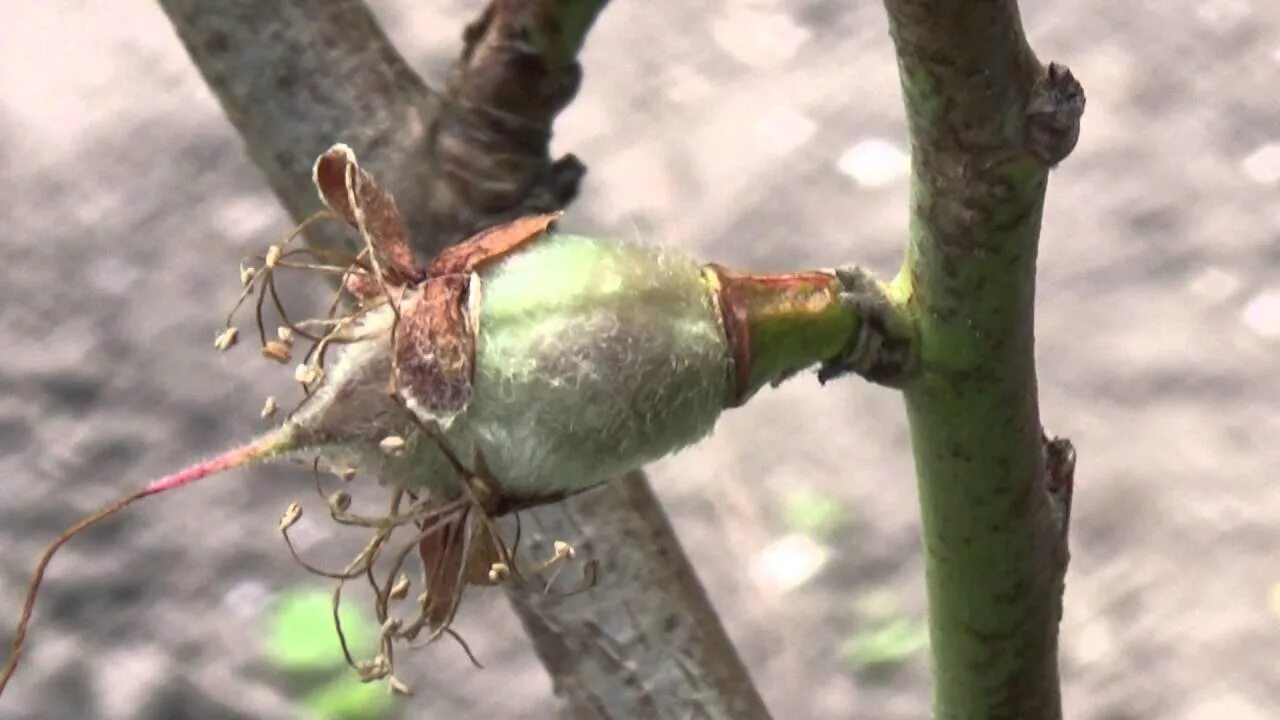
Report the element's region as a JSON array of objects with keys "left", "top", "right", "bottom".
[
  {"left": 158, "top": 1, "right": 768, "bottom": 716},
  {"left": 511, "top": 474, "right": 771, "bottom": 720},
  {"left": 158, "top": 0, "right": 440, "bottom": 254},
  {"left": 429, "top": 0, "right": 596, "bottom": 243}
]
